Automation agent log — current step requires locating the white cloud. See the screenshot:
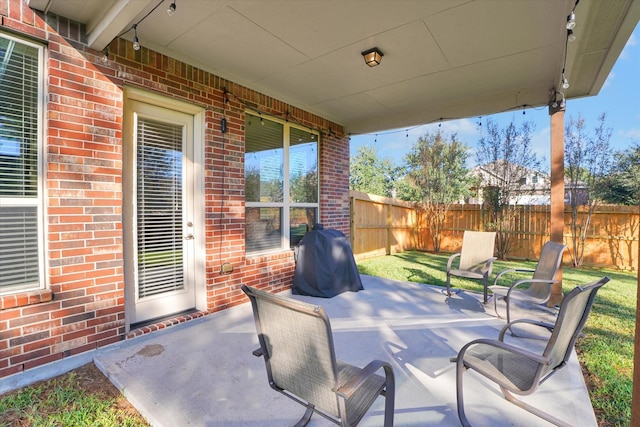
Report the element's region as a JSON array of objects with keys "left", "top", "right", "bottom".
[
  {"left": 602, "top": 71, "right": 615, "bottom": 89},
  {"left": 619, "top": 29, "right": 637, "bottom": 59},
  {"left": 619, "top": 128, "right": 640, "bottom": 140}
]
